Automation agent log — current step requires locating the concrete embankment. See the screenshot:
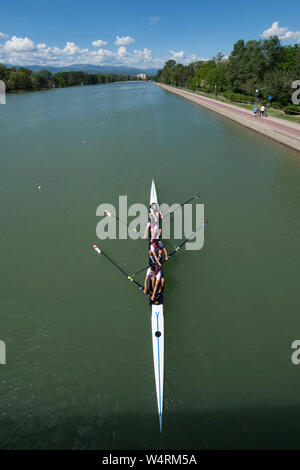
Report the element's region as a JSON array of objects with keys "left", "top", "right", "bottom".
[{"left": 160, "top": 84, "right": 300, "bottom": 153}]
